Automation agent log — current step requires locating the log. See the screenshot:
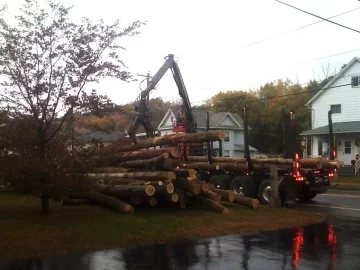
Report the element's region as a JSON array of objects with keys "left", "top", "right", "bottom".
[
  {"left": 87, "top": 191, "right": 134, "bottom": 213},
  {"left": 156, "top": 193, "right": 179, "bottom": 203},
  {"left": 170, "top": 160, "right": 220, "bottom": 171},
  {"left": 200, "top": 183, "right": 210, "bottom": 192},
  {"left": 175, "top": 189, "right": 185, "bottom": 201},
  {"left": 144, "top": 196, "right": 158, "bottom": 206},
  {"left": 87, "top": 171, "right": 176, "bottom": 181},
  {"left": 113, "top": 130, "right": 225, "bottom": 152},
  {"left": 99, "top": 146, "right": 181, "bottom": 160},
  {"left": 117, "top": 153, "right": 168, "bottom": 169},
  {"left": 197, "top": 196, "right": 229, "bottom": 214},
  {"left": 298, "top": 158, "right": 343, "bottom": 169},
  {"left": 173, "top": 178, "right": 201, "bottom": 195},
  {"left": 233, "top": 194, "right": 261, "bottom": 210},
  {"left": 212, "top": 189, "right": 235, "bottom": 202},
  {"left": 171, "top": 168, "right": 197, "bottom": 177},
  {"left": 92, "top": 167, "right": 130, "bottom": 173},
  {"left": 186, "top": 156, "right": 247, "bottom": 163},
  {"left": 94, "top": 184, "right": 156, "bottom": 197},
  {"left": 61, "top": 197, "right": 90, "bottom": 206},
  {"left": 91, "top": 177, "right": 162, "bottom": 186},
  {"left": 154, "top": 183, "right": 175, "bottom": 195},
  {"left": 203, "top": 190, "right": 221, "bottom": 203}
]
